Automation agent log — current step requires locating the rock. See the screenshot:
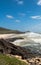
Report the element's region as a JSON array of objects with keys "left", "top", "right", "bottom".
[{"left": 0, "top": 39, "right": 32, "bottom": 59}]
